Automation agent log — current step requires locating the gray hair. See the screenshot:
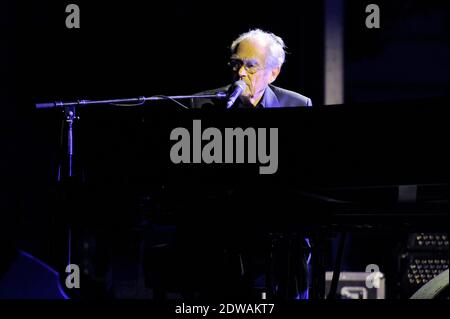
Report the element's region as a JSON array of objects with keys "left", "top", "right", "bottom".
[{"left": 230, "top": 29, "right": 286, "bottom": 69}]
